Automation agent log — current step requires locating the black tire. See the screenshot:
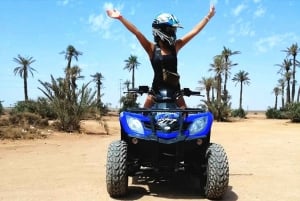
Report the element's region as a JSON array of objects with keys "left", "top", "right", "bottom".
[
  {"left": 106, "top": 140, "right": 128, "bottom": 198},
  {"left": 205, "top": 143, "right": 229, "bottom": 200}
]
